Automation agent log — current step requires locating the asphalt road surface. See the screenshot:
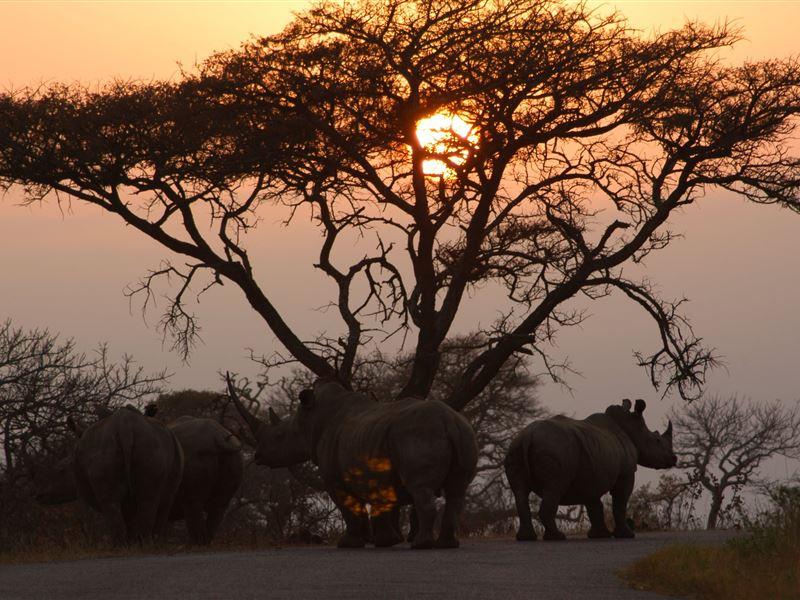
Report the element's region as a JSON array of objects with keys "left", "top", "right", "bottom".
[{"left": 1, "top": 531, "right": 731, "bottom": 599}]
